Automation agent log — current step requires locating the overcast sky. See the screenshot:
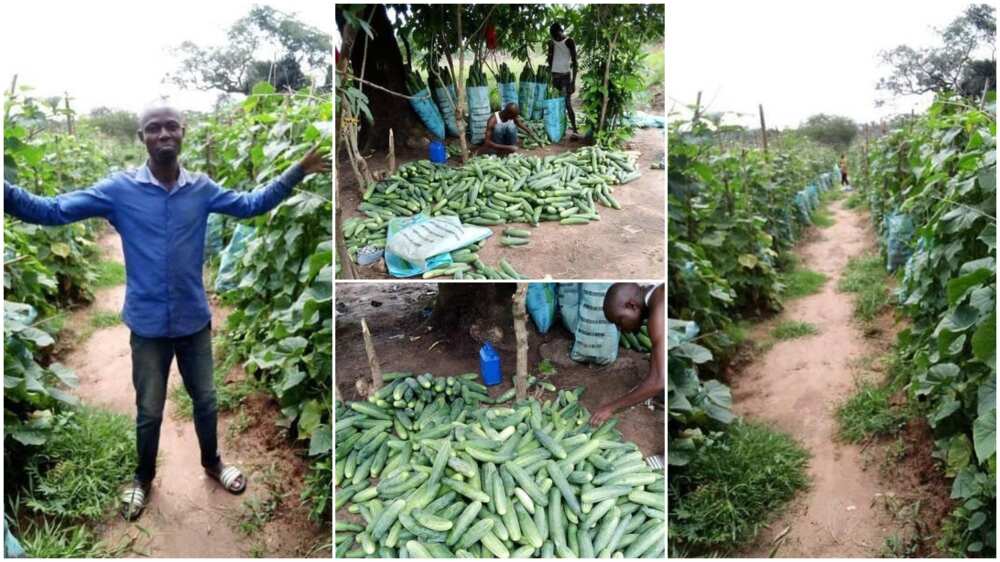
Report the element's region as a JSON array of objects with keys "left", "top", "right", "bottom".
[
  {"left": 668, "top": 0, "right": 990, "bottom": 128},
  {"left": 0, "top": 1, "right": 331, "bottom": 114}
]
